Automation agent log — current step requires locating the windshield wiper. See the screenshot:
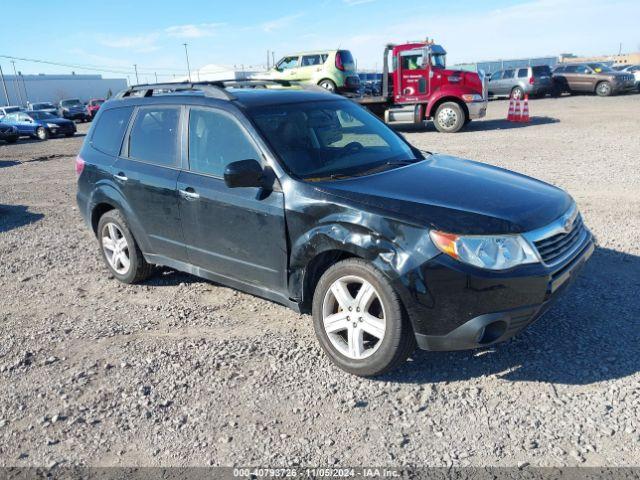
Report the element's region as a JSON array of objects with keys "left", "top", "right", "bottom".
[{"left": 351, "top": 159, "right": 418, "bottom": 177}]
